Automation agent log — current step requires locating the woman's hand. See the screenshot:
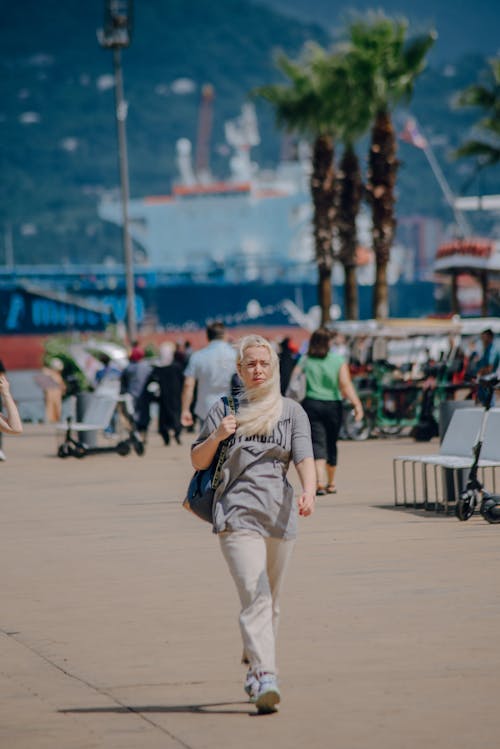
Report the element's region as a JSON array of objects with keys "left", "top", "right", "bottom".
[
  {"left": 0, "top": 374, "right": 11, "bottom": 395},
  {"left": 295, "top": 457, "right": 316, "bottom": 517},
  {"left": 339, "top": 363, "right": 363, "bottom": 422},
  {"left": 353, "top": 402, "right": 364, "bottom": 422},
  {"left": 215, "top": 414, "right": 237, "bottom": 442},
  {"left": 191, "top": 412, "right": 237, "bottom": 470},
  {"left": 298, "top": 491, "right": 315, "bottom": 517}
]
